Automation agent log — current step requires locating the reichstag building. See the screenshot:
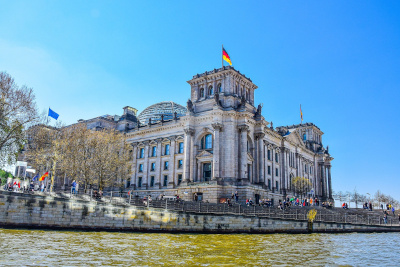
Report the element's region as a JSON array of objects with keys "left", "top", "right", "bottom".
[{"left": 80, "top": 66, "right": 334, "bottom": 204}]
